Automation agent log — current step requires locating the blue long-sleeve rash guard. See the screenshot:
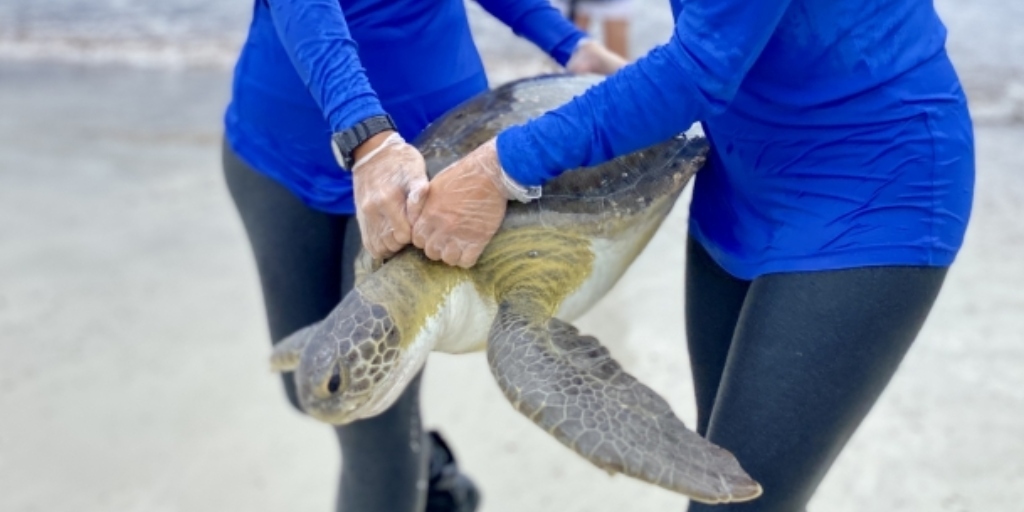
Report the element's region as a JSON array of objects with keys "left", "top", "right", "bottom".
[
  {"left": 224, "top": 0, "right": 584, "bottom": 214},
  {"left": 497, "top": 0, "right": 975, "bottom": 279}
]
